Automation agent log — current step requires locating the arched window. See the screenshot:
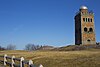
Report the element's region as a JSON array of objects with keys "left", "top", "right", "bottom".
[
  {"left": 83, "top": 18, "right": 85, "bottom": 22},
  {"left": 88, "top": 18, "right": 90, "bottom": 22},
  {"left": 87, "top": 39, "right": 91, "bottom": 42},
  {"left": 89, "top": 28, "right": 93, "bottom": 32},
  {"left": 91, "top": 19, "right": 92, "bottom": 22},
  {"left": 86, "top": 18, "right": 87, "bottom": 22},
  {"left": 84, "top": 27, "right": 87, "bottom": 32}
]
